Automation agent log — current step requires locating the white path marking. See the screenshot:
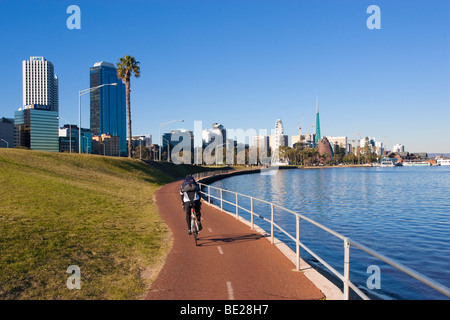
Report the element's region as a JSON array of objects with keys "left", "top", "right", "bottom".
[
  {"left": 208, "top": 228, "right": 213, "bottom": 233},
  {"left": 226, "top": 282, "right": 235, "bottom": 300},
  {"left": 217, "top": 246, "right": 224, "bottom": 255}
]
